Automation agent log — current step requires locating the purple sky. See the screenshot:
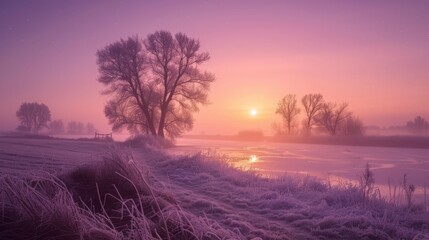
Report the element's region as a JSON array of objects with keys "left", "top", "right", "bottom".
[{"left": 1, "top": 1, "right": 428, "bottom": 134}]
